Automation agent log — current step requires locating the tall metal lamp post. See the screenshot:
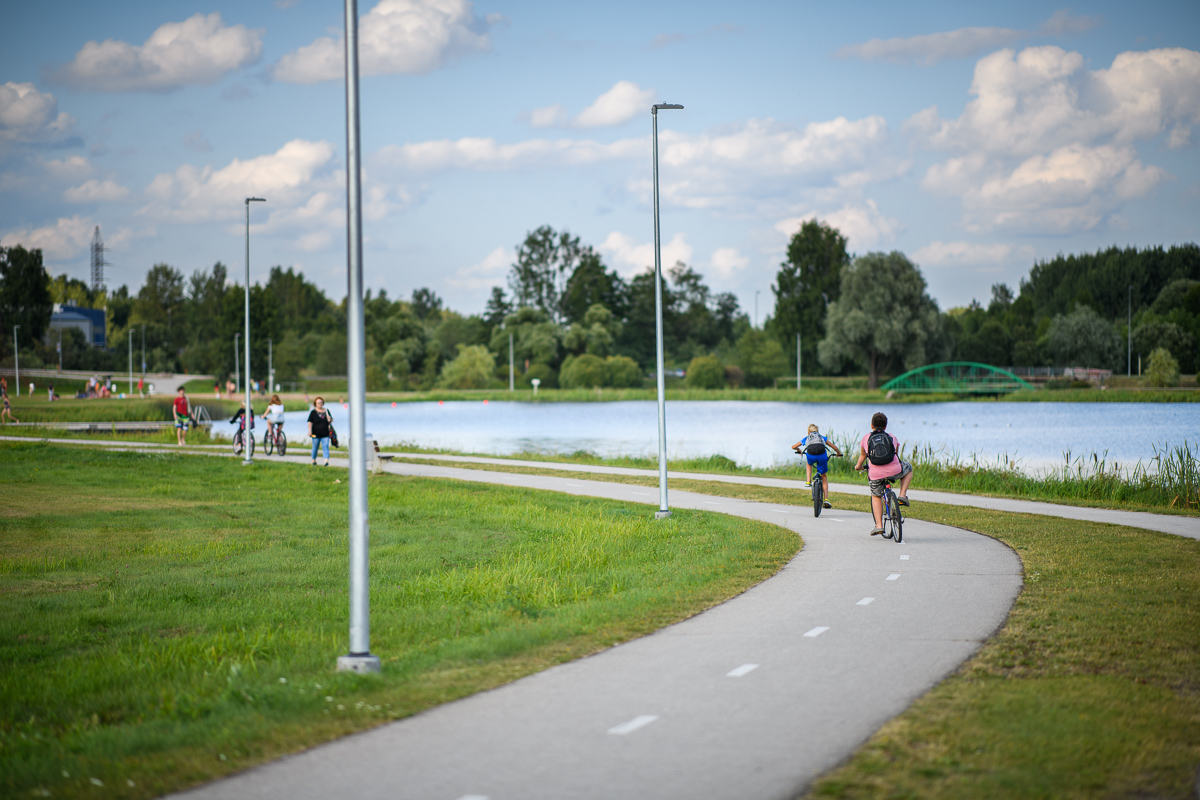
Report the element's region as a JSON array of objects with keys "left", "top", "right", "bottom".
[
  {"left": 128, "top": 329, "right": 133, "bottom": 394},
  {"left": 337, "top": 0, "right": 380, "bottom": 674},
  {"left": 234, "top": 333, "right": 240, "bottom": 394},
  {"left": 12, "top": 326, "right": 18, "bottom": 397},
  {"left": 651, "top": 102, "right": 683, "bottom": 520},
  {"left": 243, "top": 196, "right": 266, "bottom": 465}
]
